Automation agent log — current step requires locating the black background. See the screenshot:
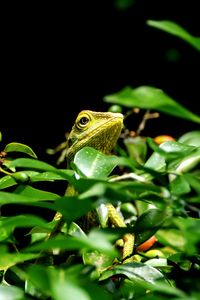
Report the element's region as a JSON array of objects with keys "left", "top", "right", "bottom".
[{"left": 1, "top": 0, "right": 200, "bottom": 163}]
